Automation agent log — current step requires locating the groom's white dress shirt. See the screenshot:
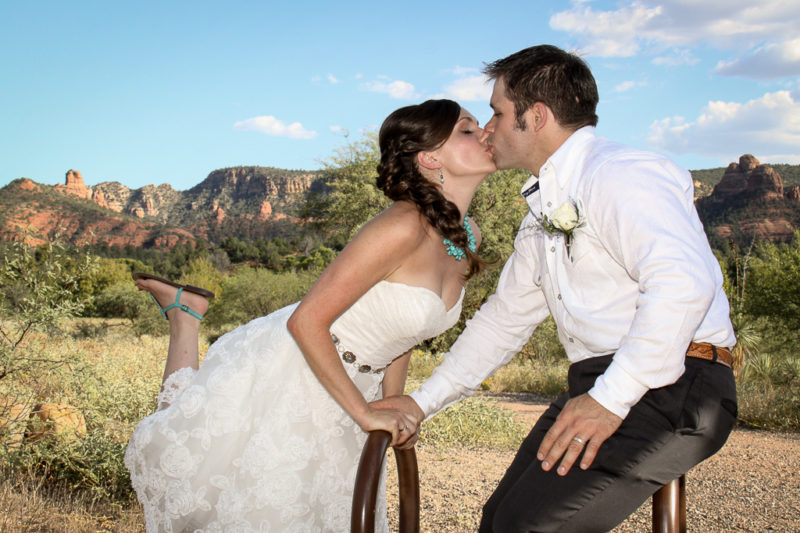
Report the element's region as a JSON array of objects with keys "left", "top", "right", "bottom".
[{"left": 411, "top": 127, "right": 735, "bottom": 420}]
